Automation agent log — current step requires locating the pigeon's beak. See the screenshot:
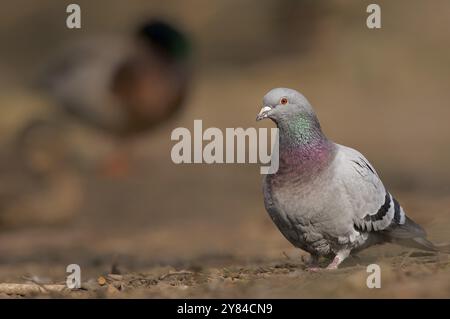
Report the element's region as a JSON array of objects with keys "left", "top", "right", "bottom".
[{"left": 256, "top": 106, "right": 271, "bottom": 121}]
